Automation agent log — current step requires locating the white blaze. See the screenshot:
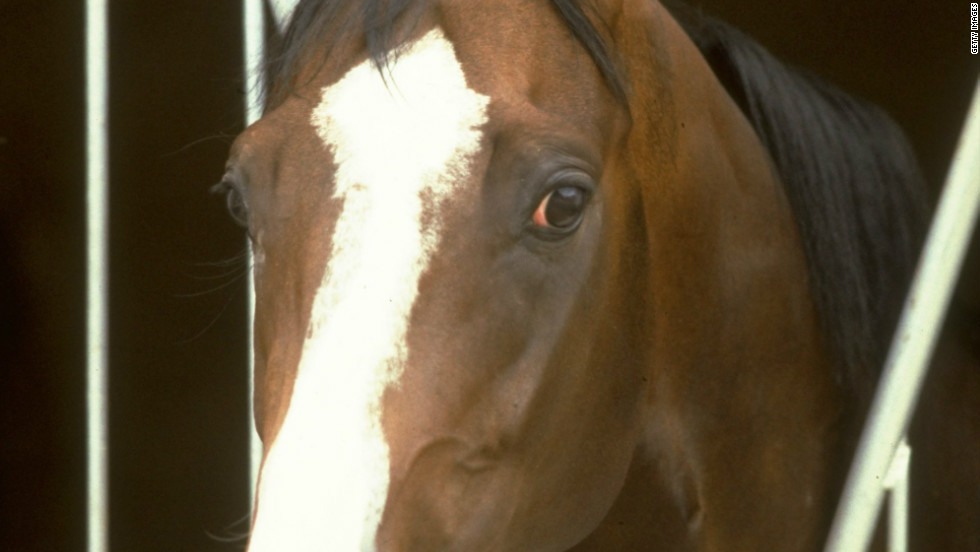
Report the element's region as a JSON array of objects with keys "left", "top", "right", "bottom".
[{"left": 248, "top": 29, "right": 489, "bottom": 552}]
